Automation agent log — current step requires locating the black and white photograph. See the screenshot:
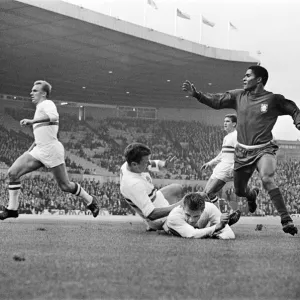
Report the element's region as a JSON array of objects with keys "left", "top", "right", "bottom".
[{"left": 0, "top": 0, "right": 299, "bottom": 299}]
